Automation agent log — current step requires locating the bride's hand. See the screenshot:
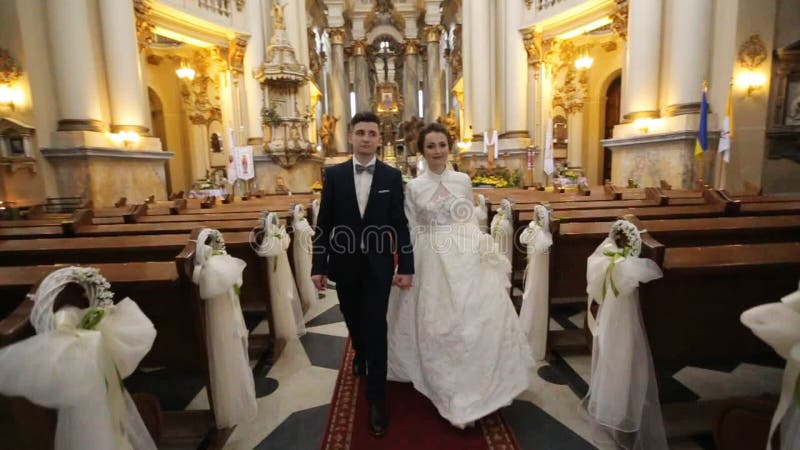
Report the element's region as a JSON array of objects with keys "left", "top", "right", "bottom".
[{"left": 393, "top": 274, "right": 413, "bottom": 289}]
